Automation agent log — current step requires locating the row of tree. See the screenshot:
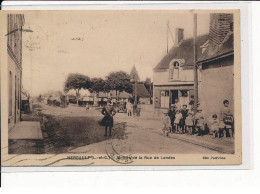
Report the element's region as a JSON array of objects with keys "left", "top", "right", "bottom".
[{"left": 64, "top": 71, "right": 133, "bottom": 105}]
